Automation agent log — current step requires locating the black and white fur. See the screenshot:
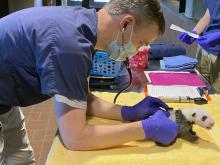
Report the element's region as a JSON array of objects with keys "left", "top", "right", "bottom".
[{"left": 169, "top": 108, "right": 215, "bottom": 142}]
